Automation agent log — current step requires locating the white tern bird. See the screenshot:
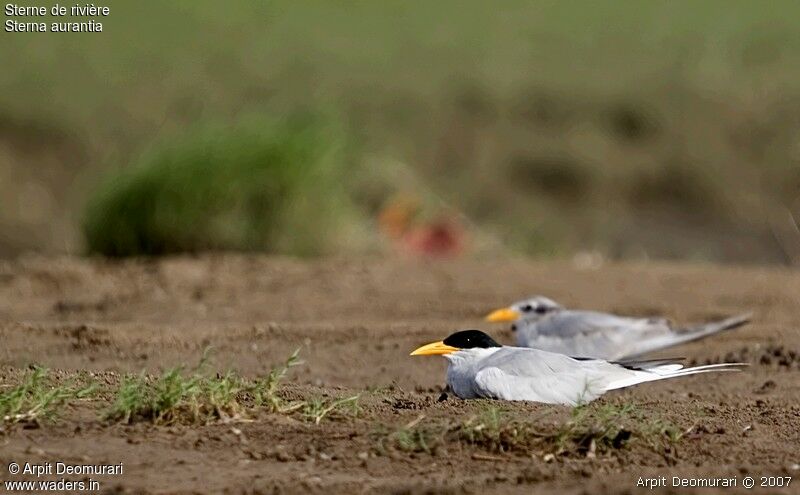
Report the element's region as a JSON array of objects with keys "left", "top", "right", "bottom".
[
  {"left": 411, "top": 329, "right": 745, "bottom": 406},
  {"left": 486, "top": 296, "right": 750, "bottom": 360}
]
